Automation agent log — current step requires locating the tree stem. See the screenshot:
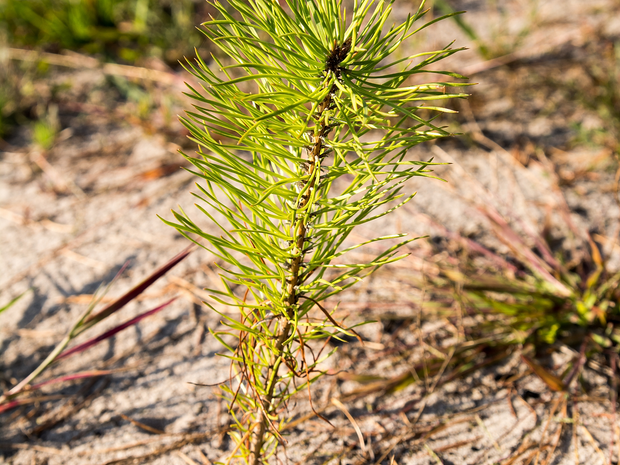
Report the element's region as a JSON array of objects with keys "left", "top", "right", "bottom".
[
  {"left": 248, "top": 39, "right": 349, "bottom": 463},
  {"left": 248, "top": 103, "right": 329, "bottom": 465}
]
